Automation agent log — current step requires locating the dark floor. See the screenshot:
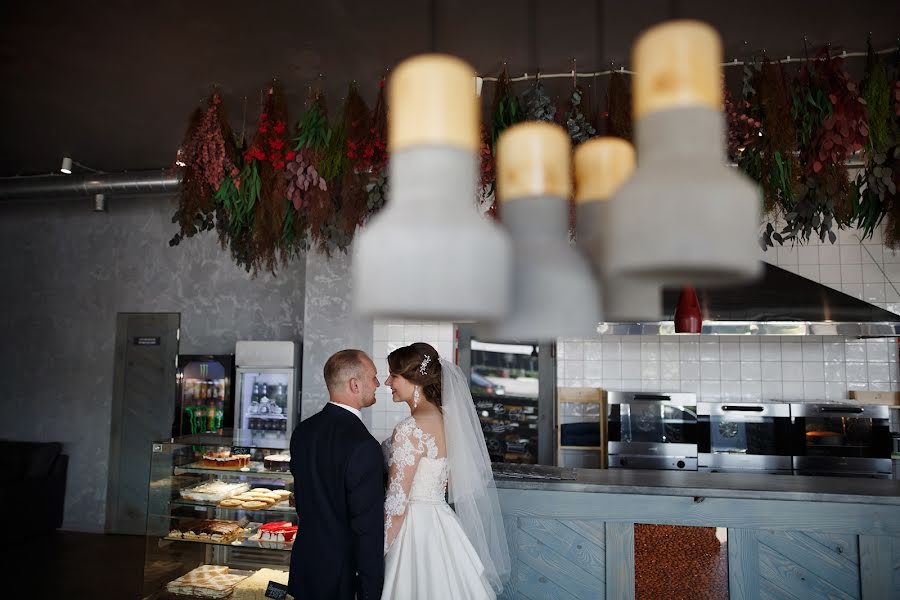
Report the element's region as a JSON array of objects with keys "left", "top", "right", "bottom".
[{"left": 3, "top": 531, "right": 145, "bottom": 599}]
